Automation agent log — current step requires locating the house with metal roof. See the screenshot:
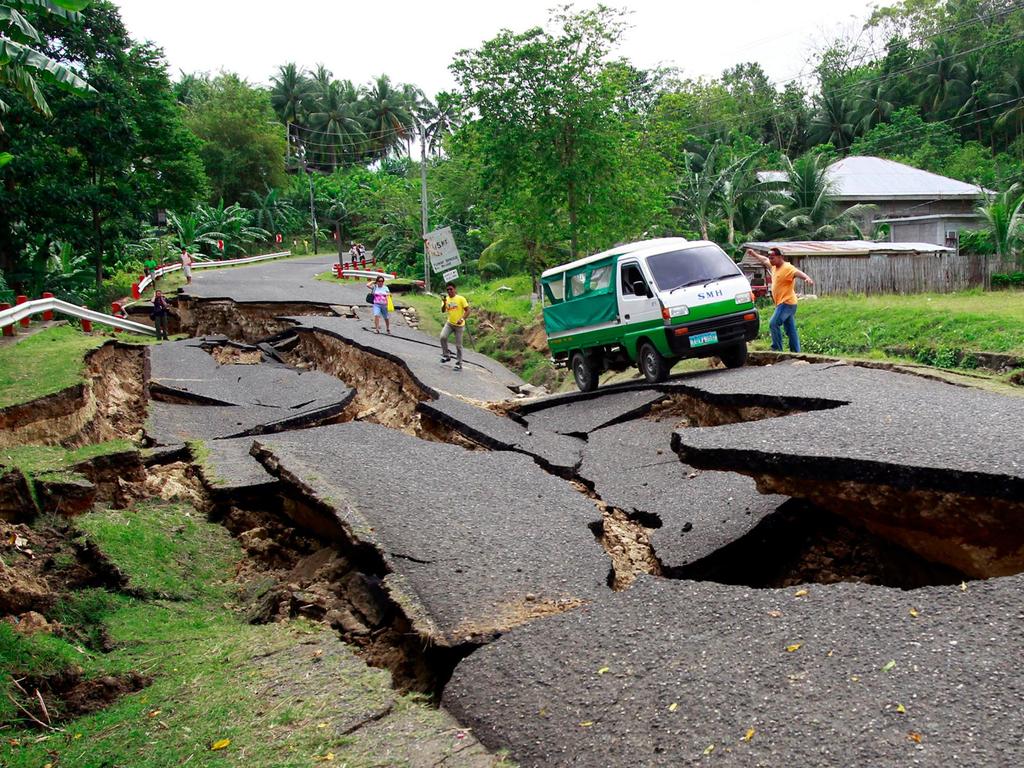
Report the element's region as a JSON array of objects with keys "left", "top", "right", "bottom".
[{"left": 758, "top": 156, "right": 988, "bottom": 248}]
